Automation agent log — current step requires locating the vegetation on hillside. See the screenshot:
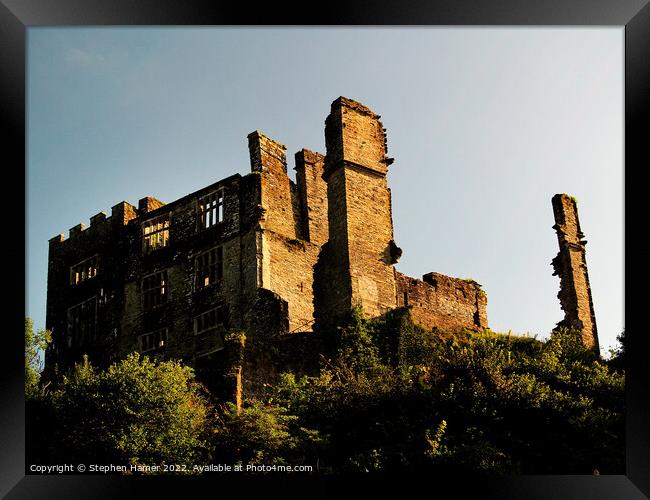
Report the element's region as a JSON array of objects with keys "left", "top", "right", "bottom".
[{"left": 25, "top": 310, "right": 624, "bottom": 474}]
